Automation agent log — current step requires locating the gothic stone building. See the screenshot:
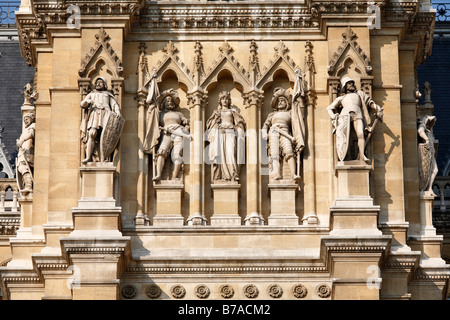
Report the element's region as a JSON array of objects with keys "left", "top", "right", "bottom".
[{"left": 0, "top": 0, "right": 449, "bottom": 300}]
